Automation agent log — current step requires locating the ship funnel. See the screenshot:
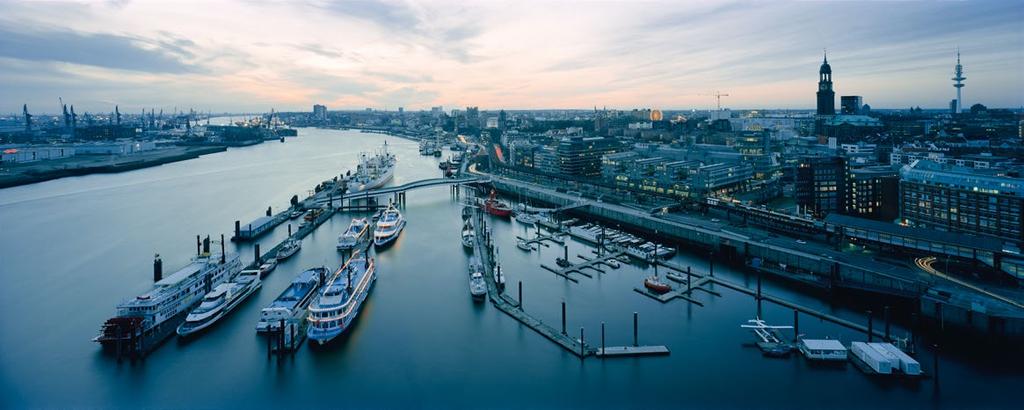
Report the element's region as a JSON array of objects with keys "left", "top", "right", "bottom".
[
  {"left": 203, "top": 236, "right": 211, "bottom": 255},
  {"left": 153, "top": 254, "right": 163, "bottom": 282},
  {"left": 220, "top": 234, "right": 226, "bottom": 263}
]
